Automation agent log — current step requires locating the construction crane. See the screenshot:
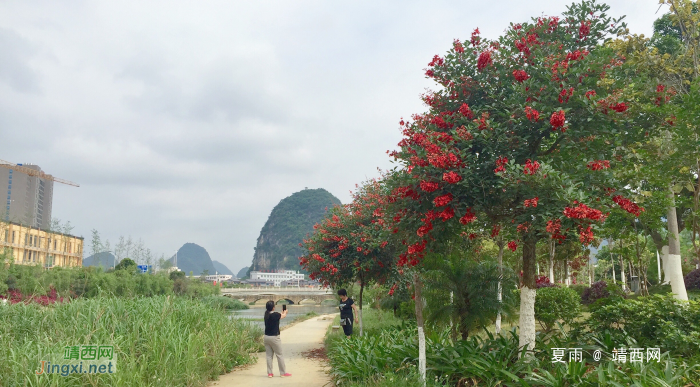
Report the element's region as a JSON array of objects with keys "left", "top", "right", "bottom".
[{"left": 0, "top": 159, "right": 79, "bottom": 187}]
